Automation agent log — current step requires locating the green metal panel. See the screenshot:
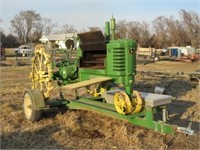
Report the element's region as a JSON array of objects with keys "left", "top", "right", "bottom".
[
  {"left": 106, "top": 39, "right": 136, "bottom": 95},
  {"left": 107, "top": 40, "right": 125, "bottom": 76},
  {"left": 106, "top": 39, "right": 136, "bottom": 75},
  {"left": 79, "top": 68, "right": 130, "bottom": 85},
  {"left": 79, "top": 68, "right": 106, "bottom": 81},
  {"left": 78, "top": 39, "right": 136, "bottom": 95},
  {"left": 66, "top": 98, "right": 175, "bottom": 134},
  {"left": 77, "top": 47, "right": 83, "bottom": 58}
]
